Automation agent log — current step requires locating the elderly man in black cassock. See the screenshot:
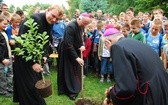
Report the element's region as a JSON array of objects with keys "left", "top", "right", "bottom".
[
  {"left": 13, "top": 5, "right": 63, "bottom": 105},
  {"left": 103, "top": 27, "right": 168, "bottom": 105},
  {"left": 58, "top": 13, "right": 91, "bottom": 100}
]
